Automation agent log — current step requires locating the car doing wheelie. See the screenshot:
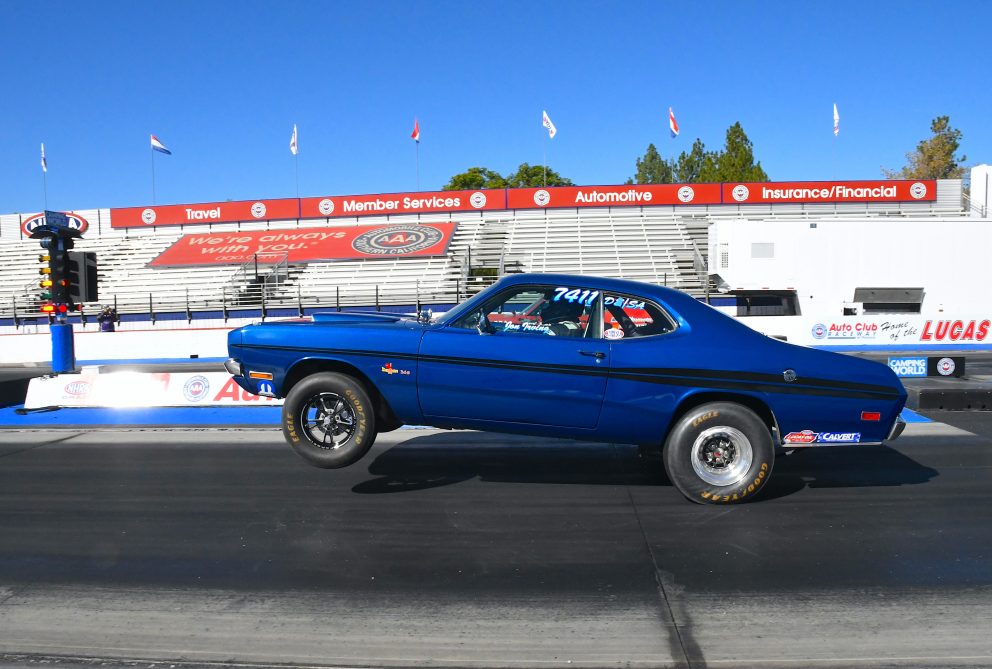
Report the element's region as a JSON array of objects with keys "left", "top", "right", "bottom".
[{"left": 226, "top": 273, "right": 907, "bottom": 504}]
